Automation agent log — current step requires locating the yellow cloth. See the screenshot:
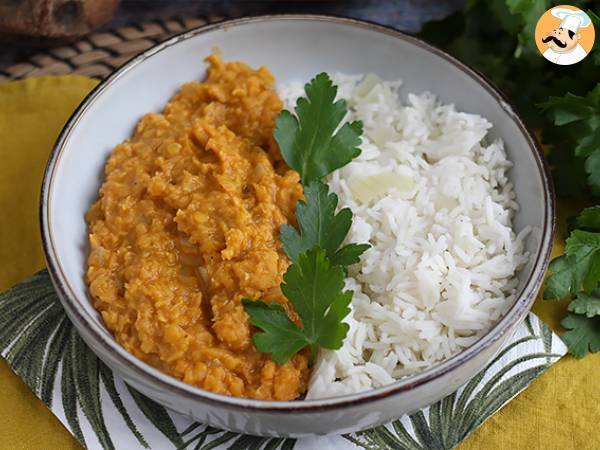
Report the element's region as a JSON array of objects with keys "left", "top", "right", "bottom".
[
  {"left": 0, "top": 76, "right": 97, "bottom": 450},
  {"left": 0, "top": 76, "right": 598, "bottom": 450}
]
